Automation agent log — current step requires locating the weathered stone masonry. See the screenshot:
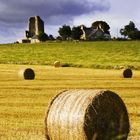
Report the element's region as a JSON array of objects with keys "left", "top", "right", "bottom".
[{"left": 26, "top": 16, "right": 44, "bottom": 38}]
